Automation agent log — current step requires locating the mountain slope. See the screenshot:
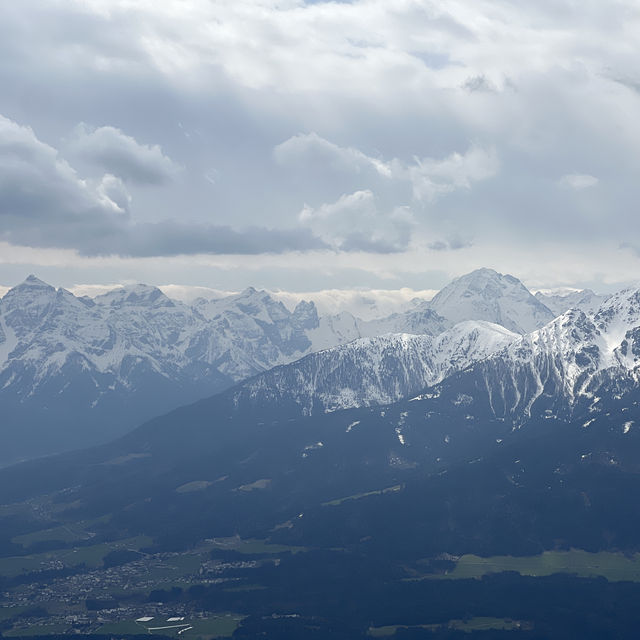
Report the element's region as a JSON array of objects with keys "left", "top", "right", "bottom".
[{"left": 229, "top": 321, "right": 517, "bottom": 416}]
